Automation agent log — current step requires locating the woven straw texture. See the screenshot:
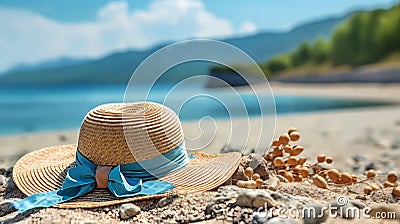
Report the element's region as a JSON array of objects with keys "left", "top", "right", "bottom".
[
  {"left": 78, "top": 102, "right": 184, "bottom": 165},
  {"left": 13, "top": 144, "right": 241, "bottom": 208}
]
